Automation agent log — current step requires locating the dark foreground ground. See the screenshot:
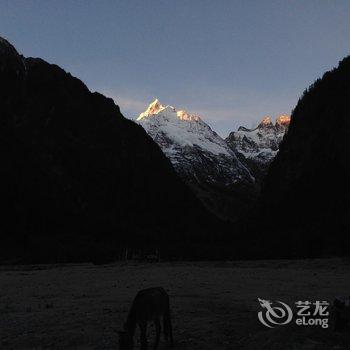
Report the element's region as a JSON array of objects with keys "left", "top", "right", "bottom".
[{"left": 1, "top": 258, "right": 350, "bottom": 349}]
